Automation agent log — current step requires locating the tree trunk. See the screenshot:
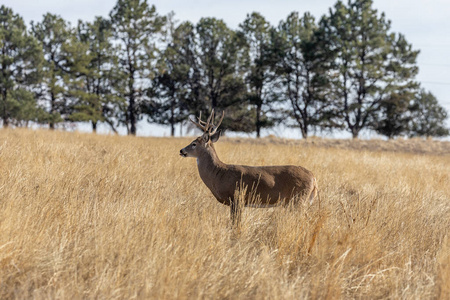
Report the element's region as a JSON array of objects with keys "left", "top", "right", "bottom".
[
  {"left": 301, "top": 128, "right": 308, "bottom": 139},
  {"left": 1, "top": 89, "right": 8, "bottom": 128},
  {"left": 128, "top": 69, "right": 137, "bottom": 136},
  {"left": 128, "top": 74, "right": 136, "bottom": 135},
  {"left": 92, "top": 121, "right": 97, "bottom": 133},
  {"left": 104, "top": 119, "right": 118, "bottom": 134},
  {"left": 256, "top": 104, "right": 261, "bottom": 138},
  {"left": 50, "top": 90, "right": 55, "bottom": 130},
  {"left": 129, "top": 98, "right": 136, "bottom": 135},
  {"left": 170, "top": 98, "right": 175, "bottom": 137}
]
